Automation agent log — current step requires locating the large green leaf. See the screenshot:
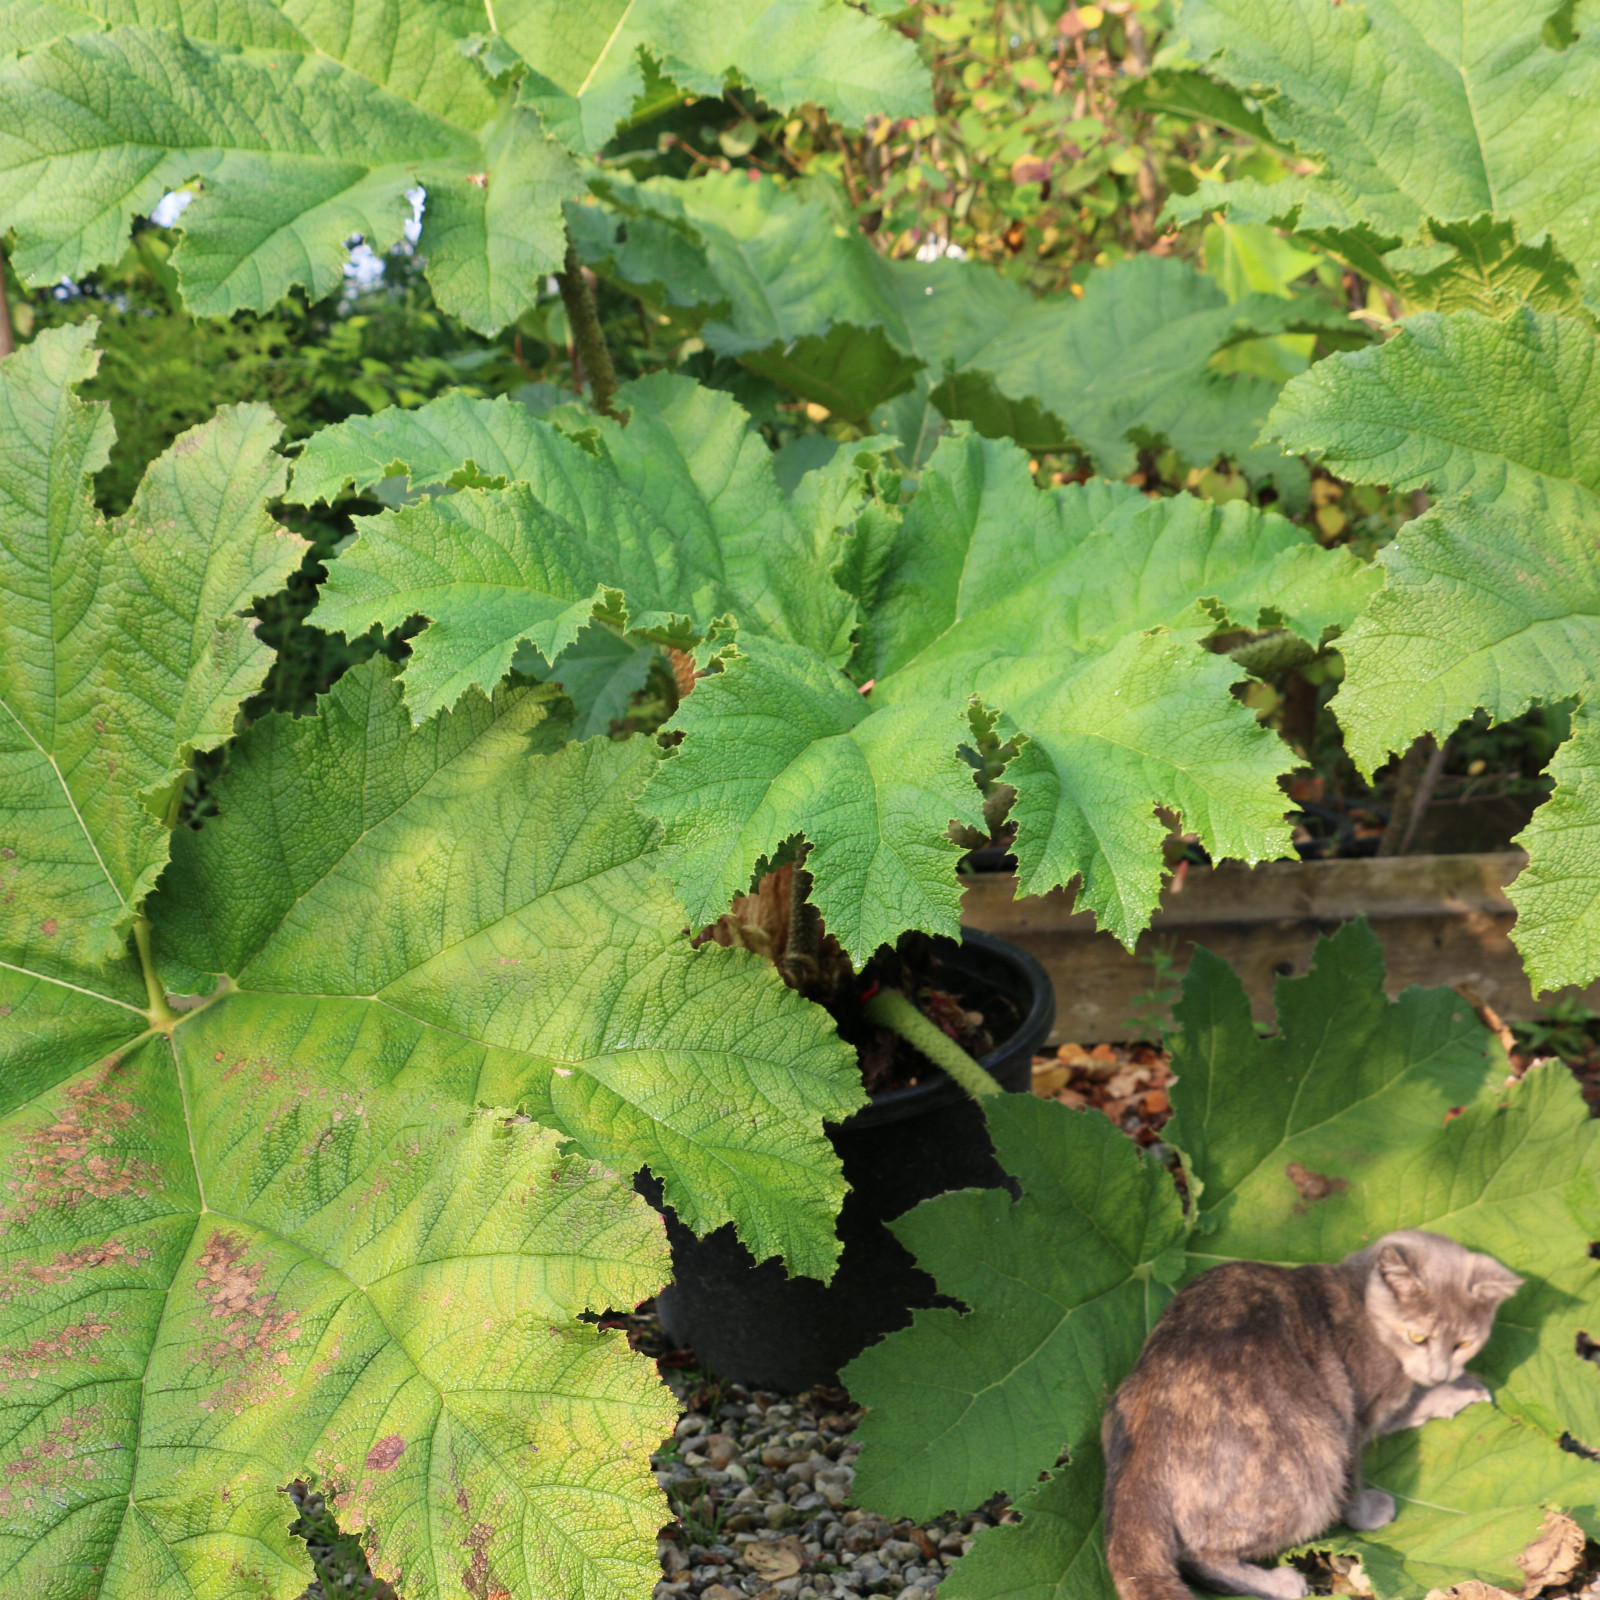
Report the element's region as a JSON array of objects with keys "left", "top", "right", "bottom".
[
  {"left": 844, "top": 921, "right": 1600, "bottom": 1598},
  {"left": 0, "top": 1007, "right": 679, "bottom": 1597},
  {"left": 504, "top": 0, "right": 931, "bottom": 155},
  {"left": 0, "top": 323, "right": 302, "bottom": 971},
  {"left": 841, "top": 1094, "right": 1186, "bottom": 1521},
  {"left": 649, "top": 431, "right": 1377, "bottom": 962},
  {"left": 0, "top": 0, "right": 928, "bottom": 329},
  {"left": 646, "top": 633, "right": 988, "bottom": 963},
  {"left": 578, "top": 172, "right": 1343, "bottom": 488},
  {"left": 0, "top": 339, "right": 877, "bottom": 1594},
  {"left": 1267, "top": 308, "right": 1600, "bottom": 991},
  {"left": 151, "top": 659, "right": 864, "bottom": 1279},
  {"left": 0, "top": 27, "right": 579, "bottom": 333},
  {"left": 295, "top": 375, "right": 859, "bottom": 720},
  {"left": 0, "top": 0, "right": 498, "bottom": 118},
  {"left": 1172, "top": 0, "right": 1600, "bottom": 307}
]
